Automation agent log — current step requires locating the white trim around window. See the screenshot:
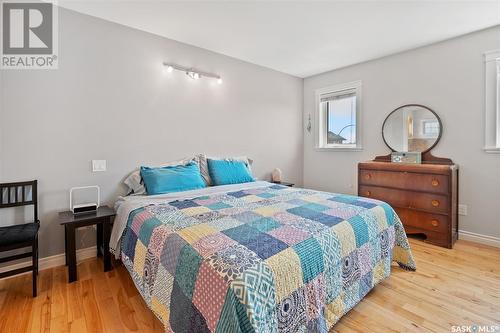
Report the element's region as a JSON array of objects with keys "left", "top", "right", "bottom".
[
  {"left": 484, "top": 49, "right": 500, "bottom": 153},
  {"left": 314, "top": 80, "right": 362, "bottom": 151}
]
